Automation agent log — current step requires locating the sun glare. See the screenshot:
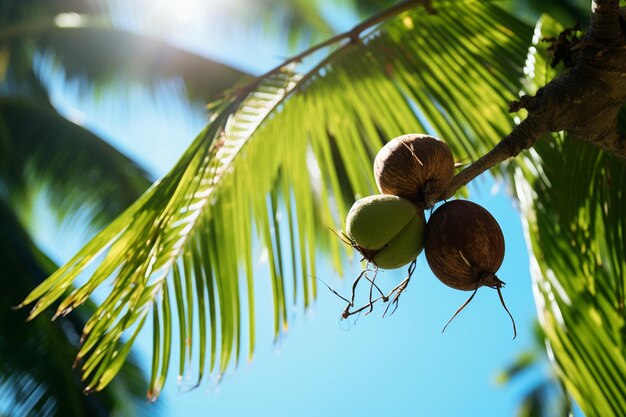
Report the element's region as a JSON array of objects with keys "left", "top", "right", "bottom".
[
  {"left": 154, "top": 1, "right": 200, "bottom": 25},
  {"left": 141, "top": 0, "right": 225, "bottom": 33},
  {"left": 109, "top": 0, "right": 252, "bottom": 55},
  {"left": 163, "top": 0, "right": 199, "bottom": 24},
  {"left": 54, "top": 12, "right": 84, "bottom": 28}
]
